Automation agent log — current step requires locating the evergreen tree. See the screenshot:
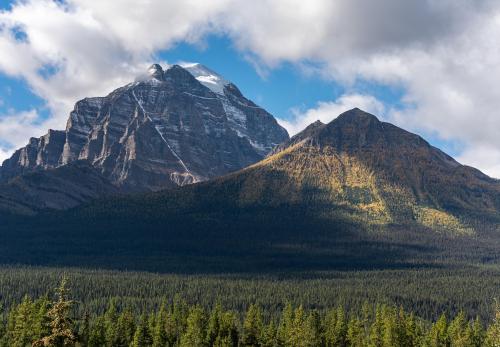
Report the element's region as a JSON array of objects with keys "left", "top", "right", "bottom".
[
  {"left": 261, "top": 320, "right": 278, "bottom": 347},
  {"left": 131, "top": 314, "right": 152, "bottom": 347},
  {"left": 180, "top": 306, "right": 206, "bottom": 347},
  {"left": 206, "top": 302, "right": 222, "bottom": 346},
  {"left": 427, "top": 313, "right": 449, "bottom": 347},
  {"left": 33, "top": 297, "right": 51, "bottom": 342},
  {"left": 0, "top": 303, "right": 5, "bottom": 347},
  {"left": 11, "top": 296, "right": 36, "bottom": 347},
  {"left": 286, "top": 305, "right": 319, "bottom": 347},
  {"left": 470, "top": 317, "right": 485, "bottom": 347},
  {"left": 486, "top": 300, "right": 500, "bottom": 347},
  {"left": 347, "top": 316, "right": 365, "bottom": 347},
  {"left": 277, "top": 303, "right": 294, "bottom": 345},
  {"left": 87, "top": 317, "right": 106, "bottom": 347},
  {"left": 217, "top": 311, "right": 239, "bottom": 347},
  {"left": 170, "top": 295, "right": 189, "bottom": 343},
  {"left": 103, "top": 299, "right": 119, "bottom": 347},
  {"left": 78, "top": 312, "right": 90, "bottom": 347},
  {"left": 382, "top": 307, "right": 396, "bottom": 347},
  {"left": 115, "top": 309, "right": 136, "bottom": 347},
  {"left": 369, "top": 305, "right": 385, "bottom": 347},
  {"left": 306, "top": 310, "right": 322, "bottom": 347},
  {"left": 152, "top": 303, "right": 168, "bottom": 347},
  {"left": 448, "top": 311, "right": 468, "bottom": 347},
  {"left": 241, "top": 304, "right": 264, "bottom": 346},
  {"left": 32, "top": 277, "right": 77, "bottom": 347}
]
